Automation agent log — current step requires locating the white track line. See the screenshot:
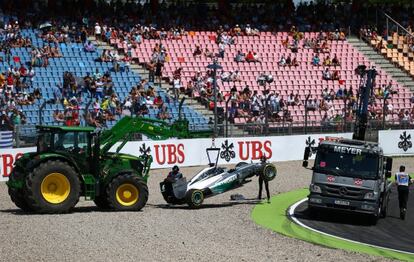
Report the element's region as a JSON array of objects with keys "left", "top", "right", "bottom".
[{"left": 288, "top": 198, "right": 414, "bottom": 256}]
